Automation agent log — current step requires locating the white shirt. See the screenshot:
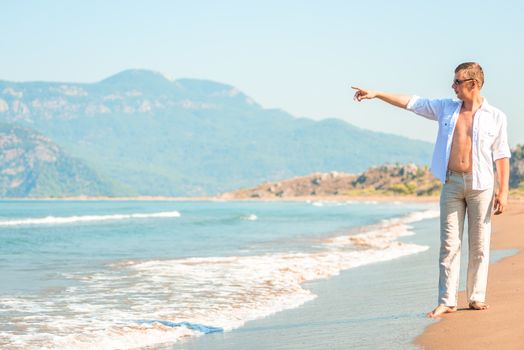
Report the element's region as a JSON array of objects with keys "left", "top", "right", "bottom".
[{"left": 406, "top": 96, "right": 511, "bottom": 190}]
